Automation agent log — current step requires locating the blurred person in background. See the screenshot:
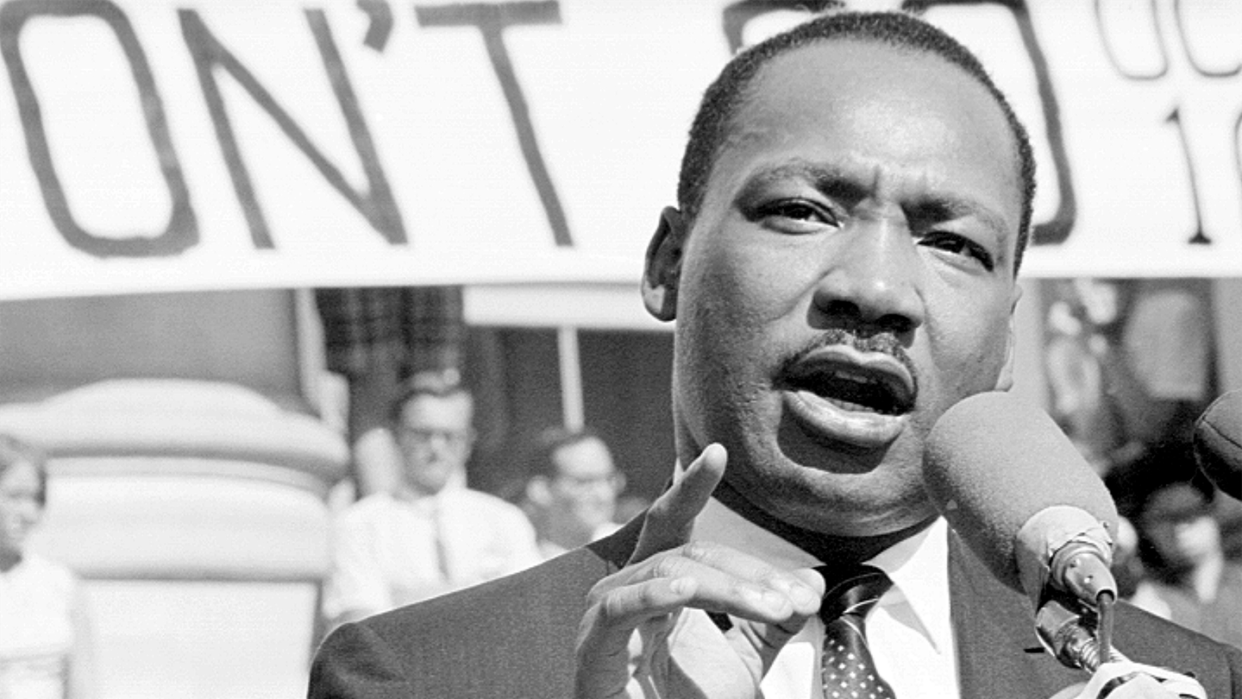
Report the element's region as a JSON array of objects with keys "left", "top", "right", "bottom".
[
  {"left": 1129, "top": 475, "right": 1242, "bottom": 649},
  {"left": 322, "top": 372, "right": 540, "bottom": 628},
  {"left": 521, "top": 427, "right": 625, "bottom": 559},
  {"left": 1042, "top": 278, "right": 1127, "bottom": 474},
  {"left": 315, "top": 287, "right": 467, "bottom": 498},
  {"left": 1043, "top": 277, "right": 1215, "bottom": 516},
  {"left": 0, "top": 434, "right": 95, "bottom": 699}
]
